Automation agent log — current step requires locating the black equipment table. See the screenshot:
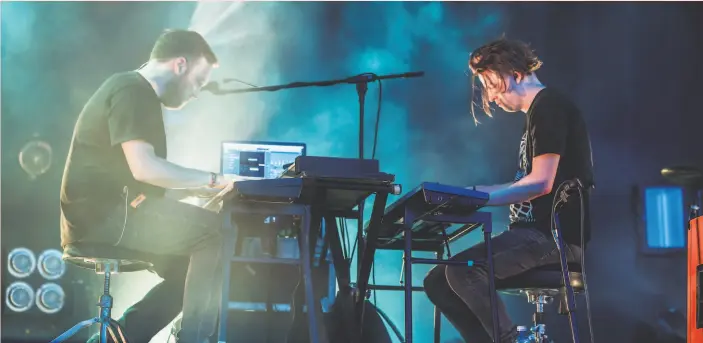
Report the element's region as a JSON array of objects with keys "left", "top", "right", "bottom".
[
  {"left": 217, "top": 156, "right": 399, "bottom": 343},
  {"left": 358, "top": 182, "right": 499, "bottom": 343}
]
